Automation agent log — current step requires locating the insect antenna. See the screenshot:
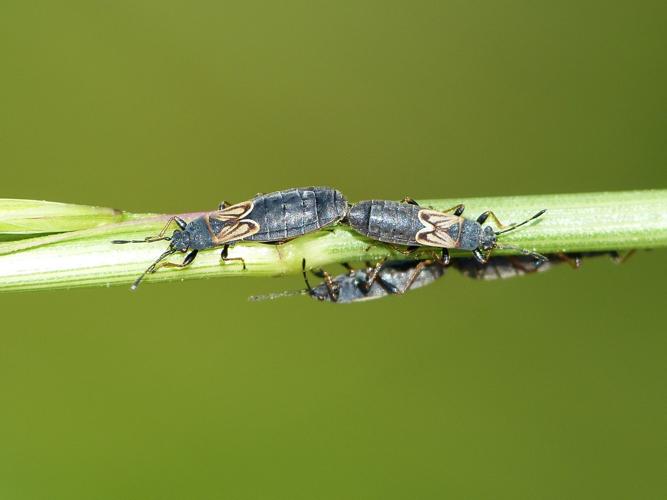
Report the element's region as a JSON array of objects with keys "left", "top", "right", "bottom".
[
  {"left": 130, "top": 248, "right": 177, "bottom": 290},
  {"left": 495, "top": 243, "right": 548, "bottom": 263},
  {"left": 301, "top": 258, "right": 315, "bottom": 295},
  {"left": 494, "top": 209, "right": 547, "bottom": 236},
  {"left": 248, "top": 289, "right": 308, "bottom": 302},
  {"left": 112, "top": 236, "right": 171, "bottom": 244}
]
